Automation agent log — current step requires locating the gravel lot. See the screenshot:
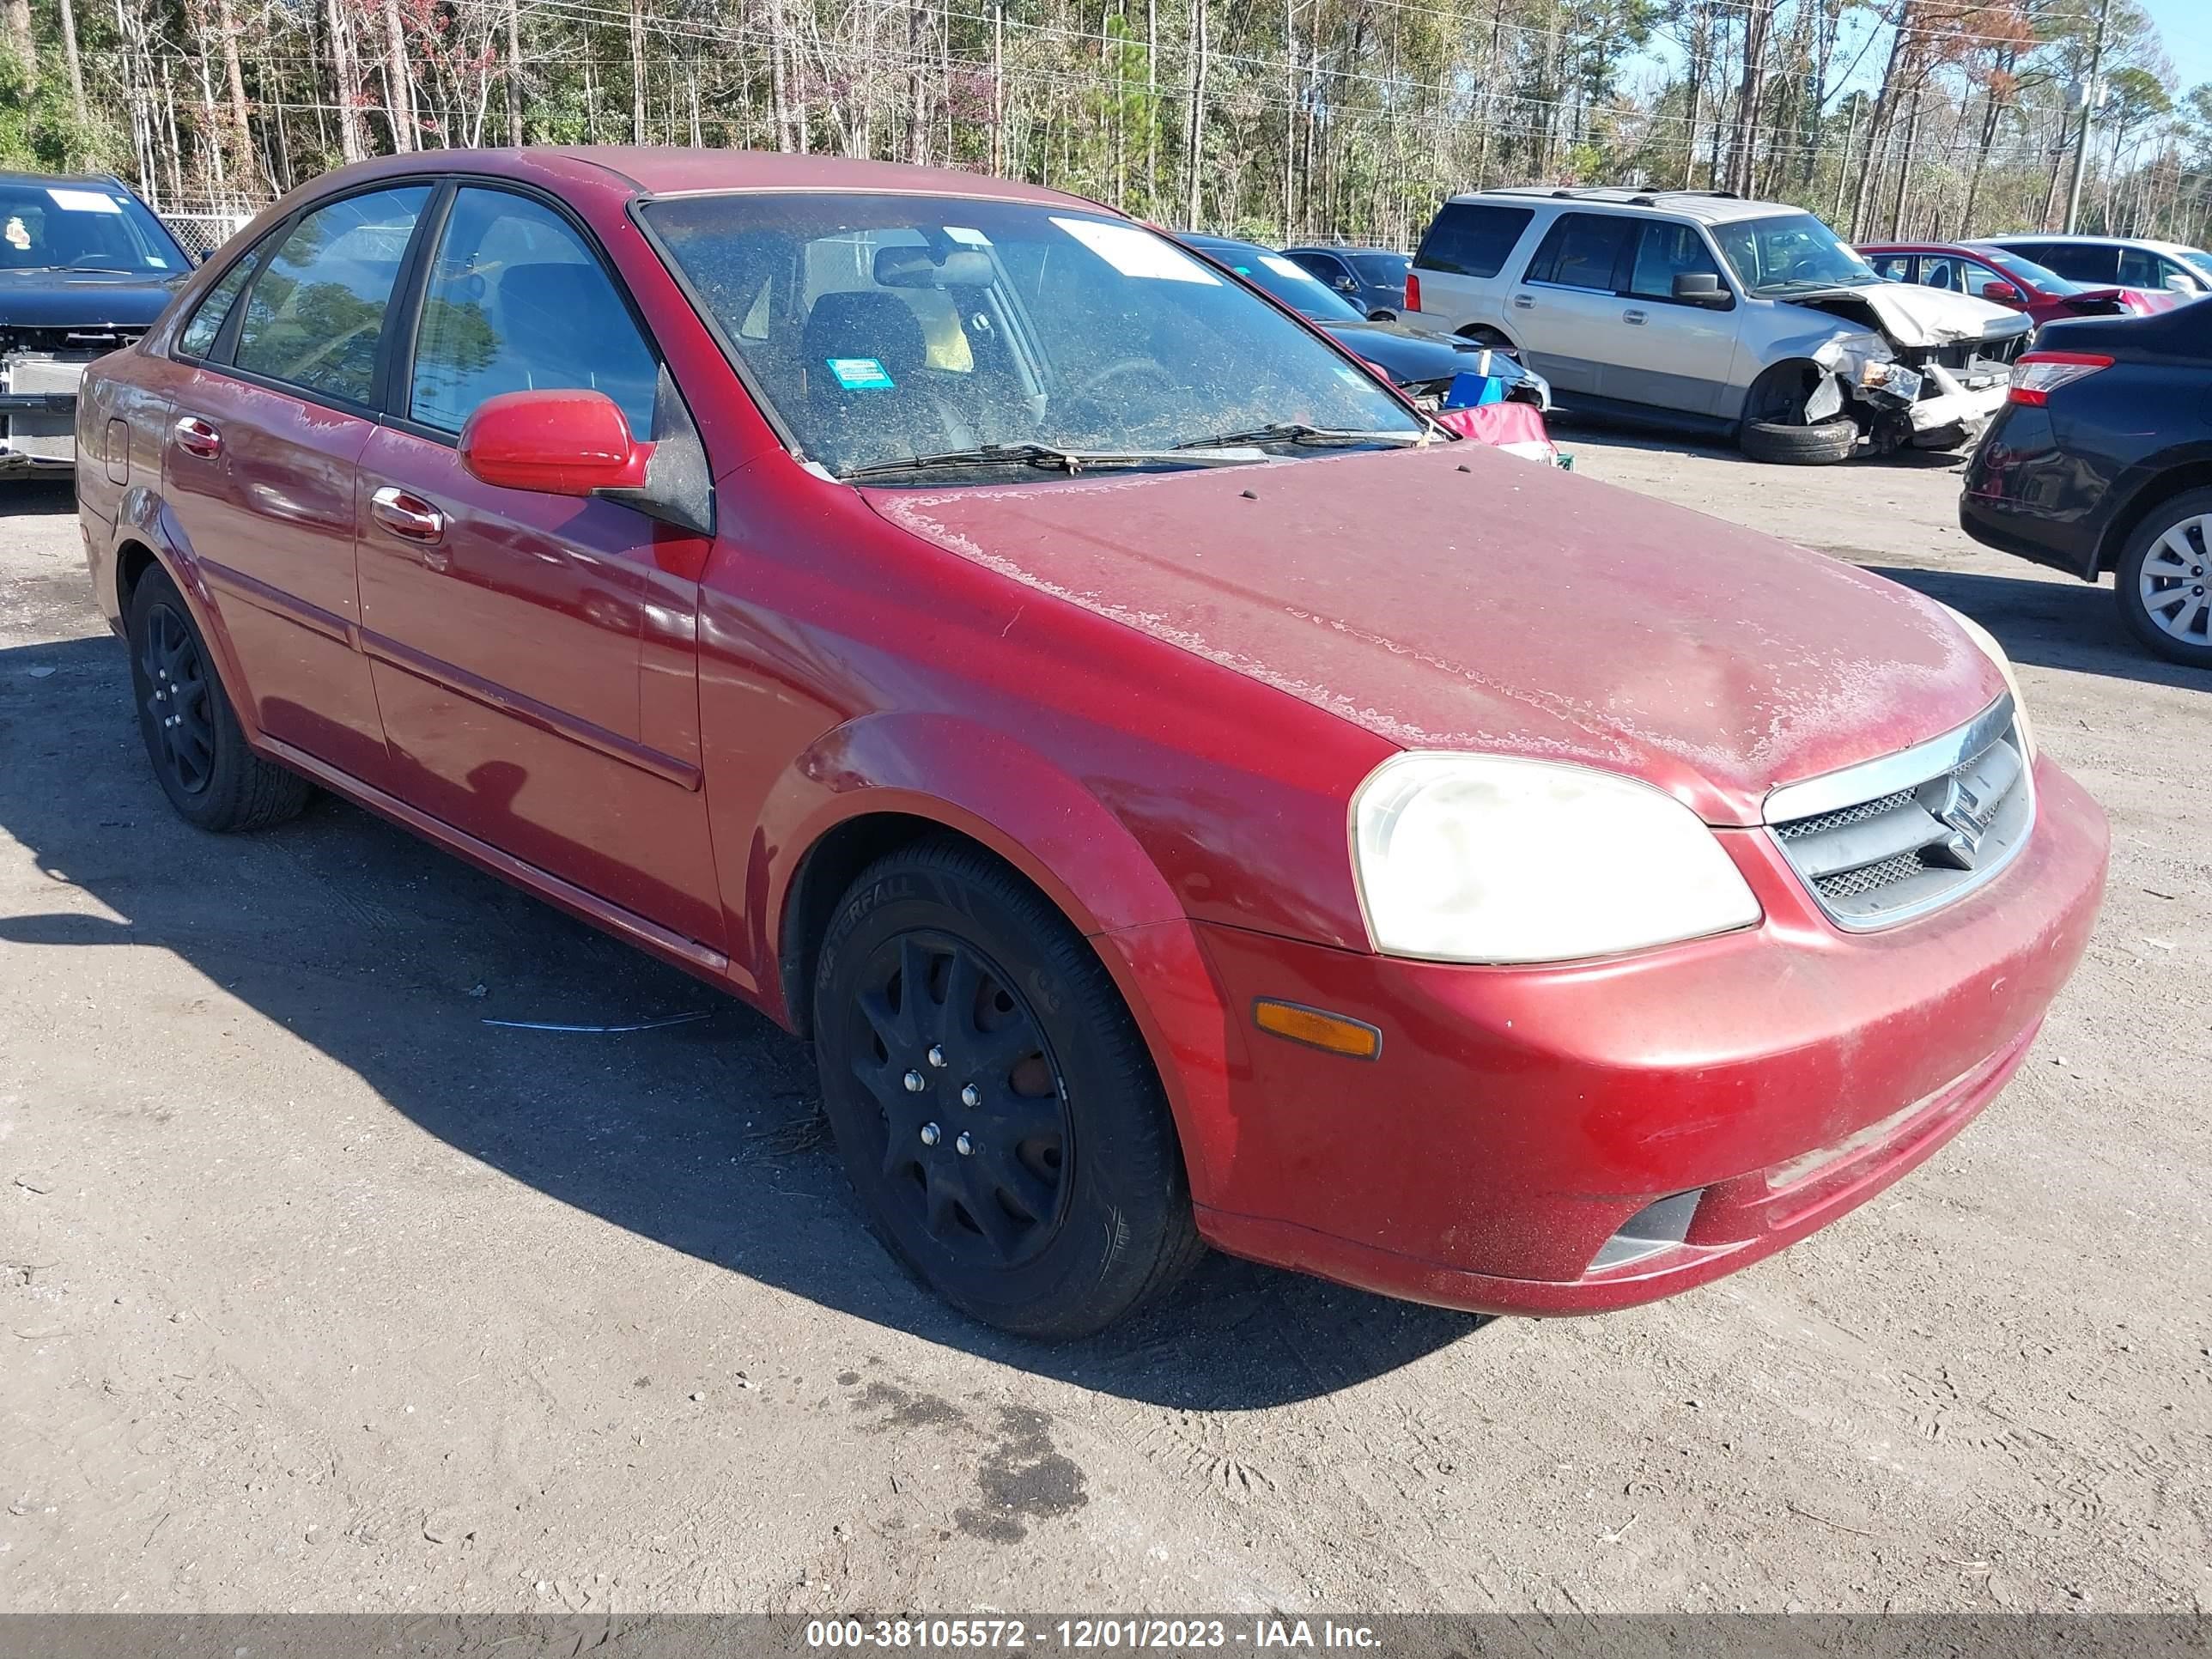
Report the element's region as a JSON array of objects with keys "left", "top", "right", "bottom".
[{"left": 2, "top": 429, "right": 2206, "bottom": 1615}]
